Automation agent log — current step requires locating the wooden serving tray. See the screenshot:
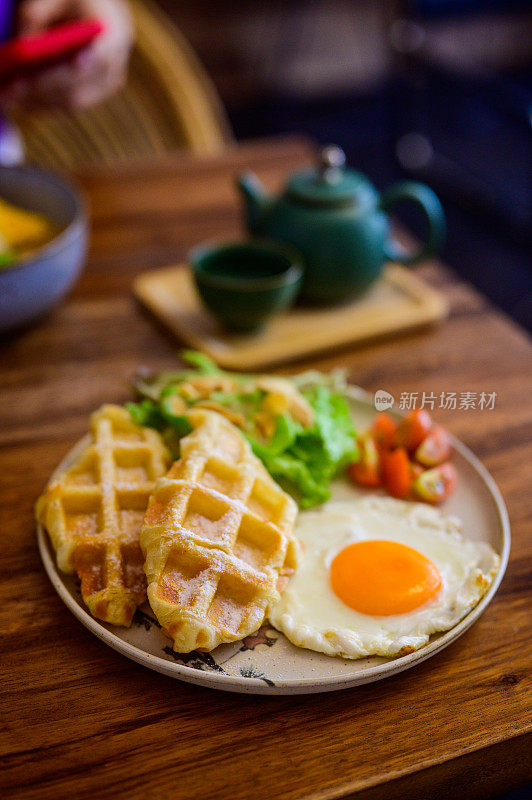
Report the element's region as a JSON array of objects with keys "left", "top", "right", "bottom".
[{"left": 134, "top": 263, "right": 448, "bottom": 370}]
